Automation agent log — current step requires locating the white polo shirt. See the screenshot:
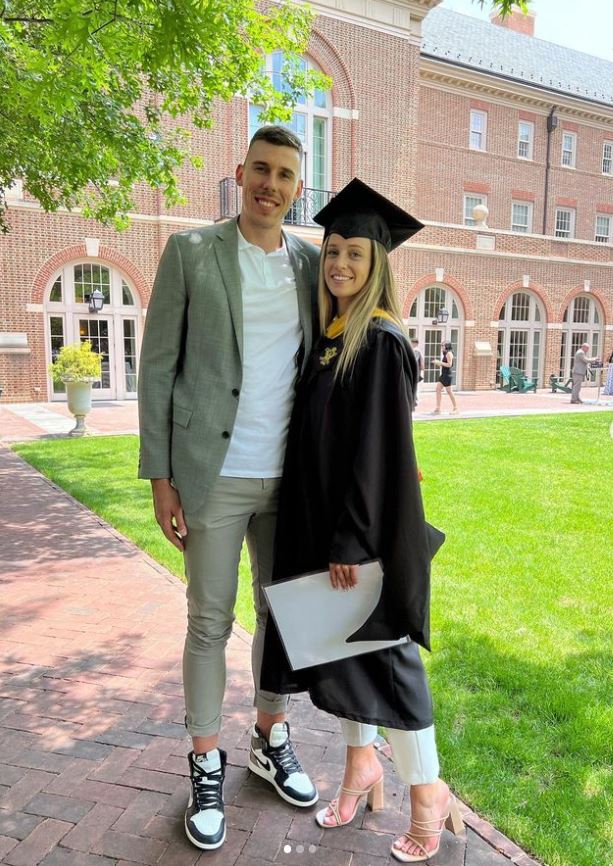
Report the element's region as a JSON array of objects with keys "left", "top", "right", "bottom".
[{"left": 220, "top": 227, "right": 302, "bottom": 477}]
